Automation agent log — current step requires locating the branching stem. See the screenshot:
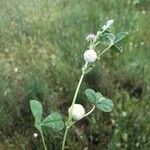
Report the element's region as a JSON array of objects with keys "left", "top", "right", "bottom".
[{"left": 61, "top": 44, "right": 113, "bottom": 150}]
